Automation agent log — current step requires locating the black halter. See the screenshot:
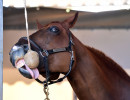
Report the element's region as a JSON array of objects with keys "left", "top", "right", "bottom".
[{"left": 21, "top": 31, "right": 74, "bottom": 87}]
